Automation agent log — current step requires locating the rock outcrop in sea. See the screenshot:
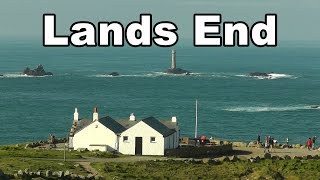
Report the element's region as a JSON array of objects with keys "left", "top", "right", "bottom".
[
  {"left": 165, "top": 68, "right": 190, "bottom": 75},
  {"left": 108, "top": 72, "right": 120, "bottom": 76},
  {"left": 23, "top": 64, "right": 53, "bottom": 76}
]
